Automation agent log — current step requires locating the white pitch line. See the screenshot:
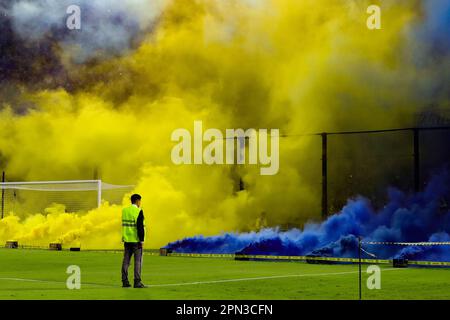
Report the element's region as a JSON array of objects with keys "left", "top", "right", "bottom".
[
  {"left": 146, "top": 268, "right": 405, "bottom": 288},
  {"left": 0, "top": 277, "right": 61, "bottom": 284},
  {"left": 0, "top": 268, "right": 406, "bottom": 289},
  {"left": 0, "top": 277, "right": 114, "bottom": 288}
]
